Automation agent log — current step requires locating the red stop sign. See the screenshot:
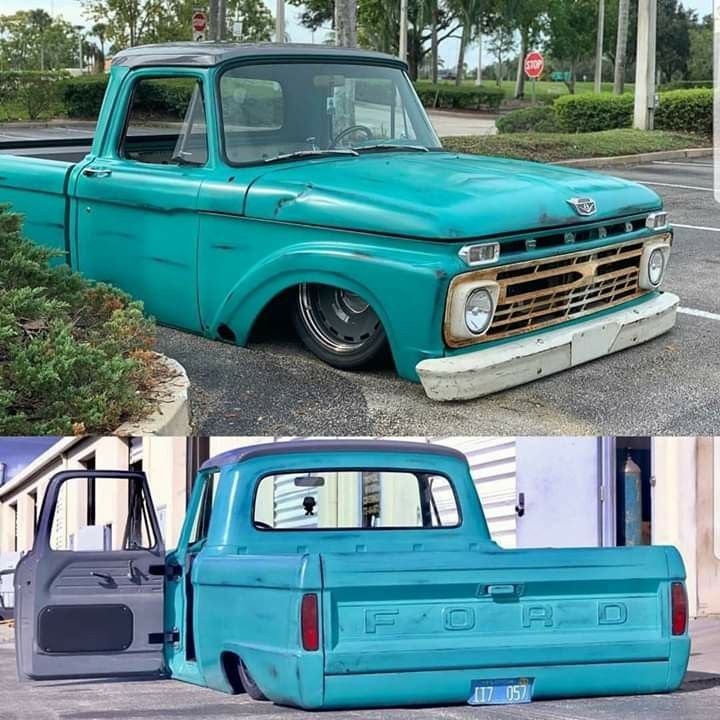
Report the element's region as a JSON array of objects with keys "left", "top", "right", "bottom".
[
  {"left": 192, "top": 12, "right": 207, "bottom": 32},
  {"left": 524, "top": 51, "right": 544, "bottom": 79}
]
